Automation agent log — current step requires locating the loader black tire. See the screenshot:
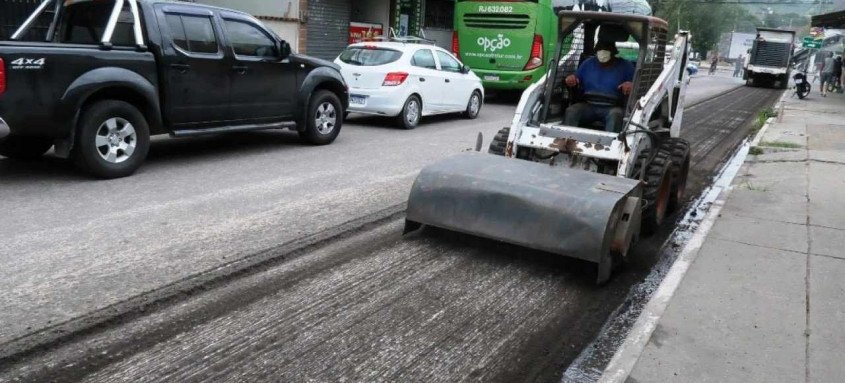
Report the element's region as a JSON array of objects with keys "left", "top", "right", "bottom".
[
  {"left": 635, "top": 148, "right": 674, "bottom": 236},
  {"left": 488, "top": 127, "right": 509, "bottom": 156},
  {"left": 662, "top": 138, "right": 691, "bottom": 212}
]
